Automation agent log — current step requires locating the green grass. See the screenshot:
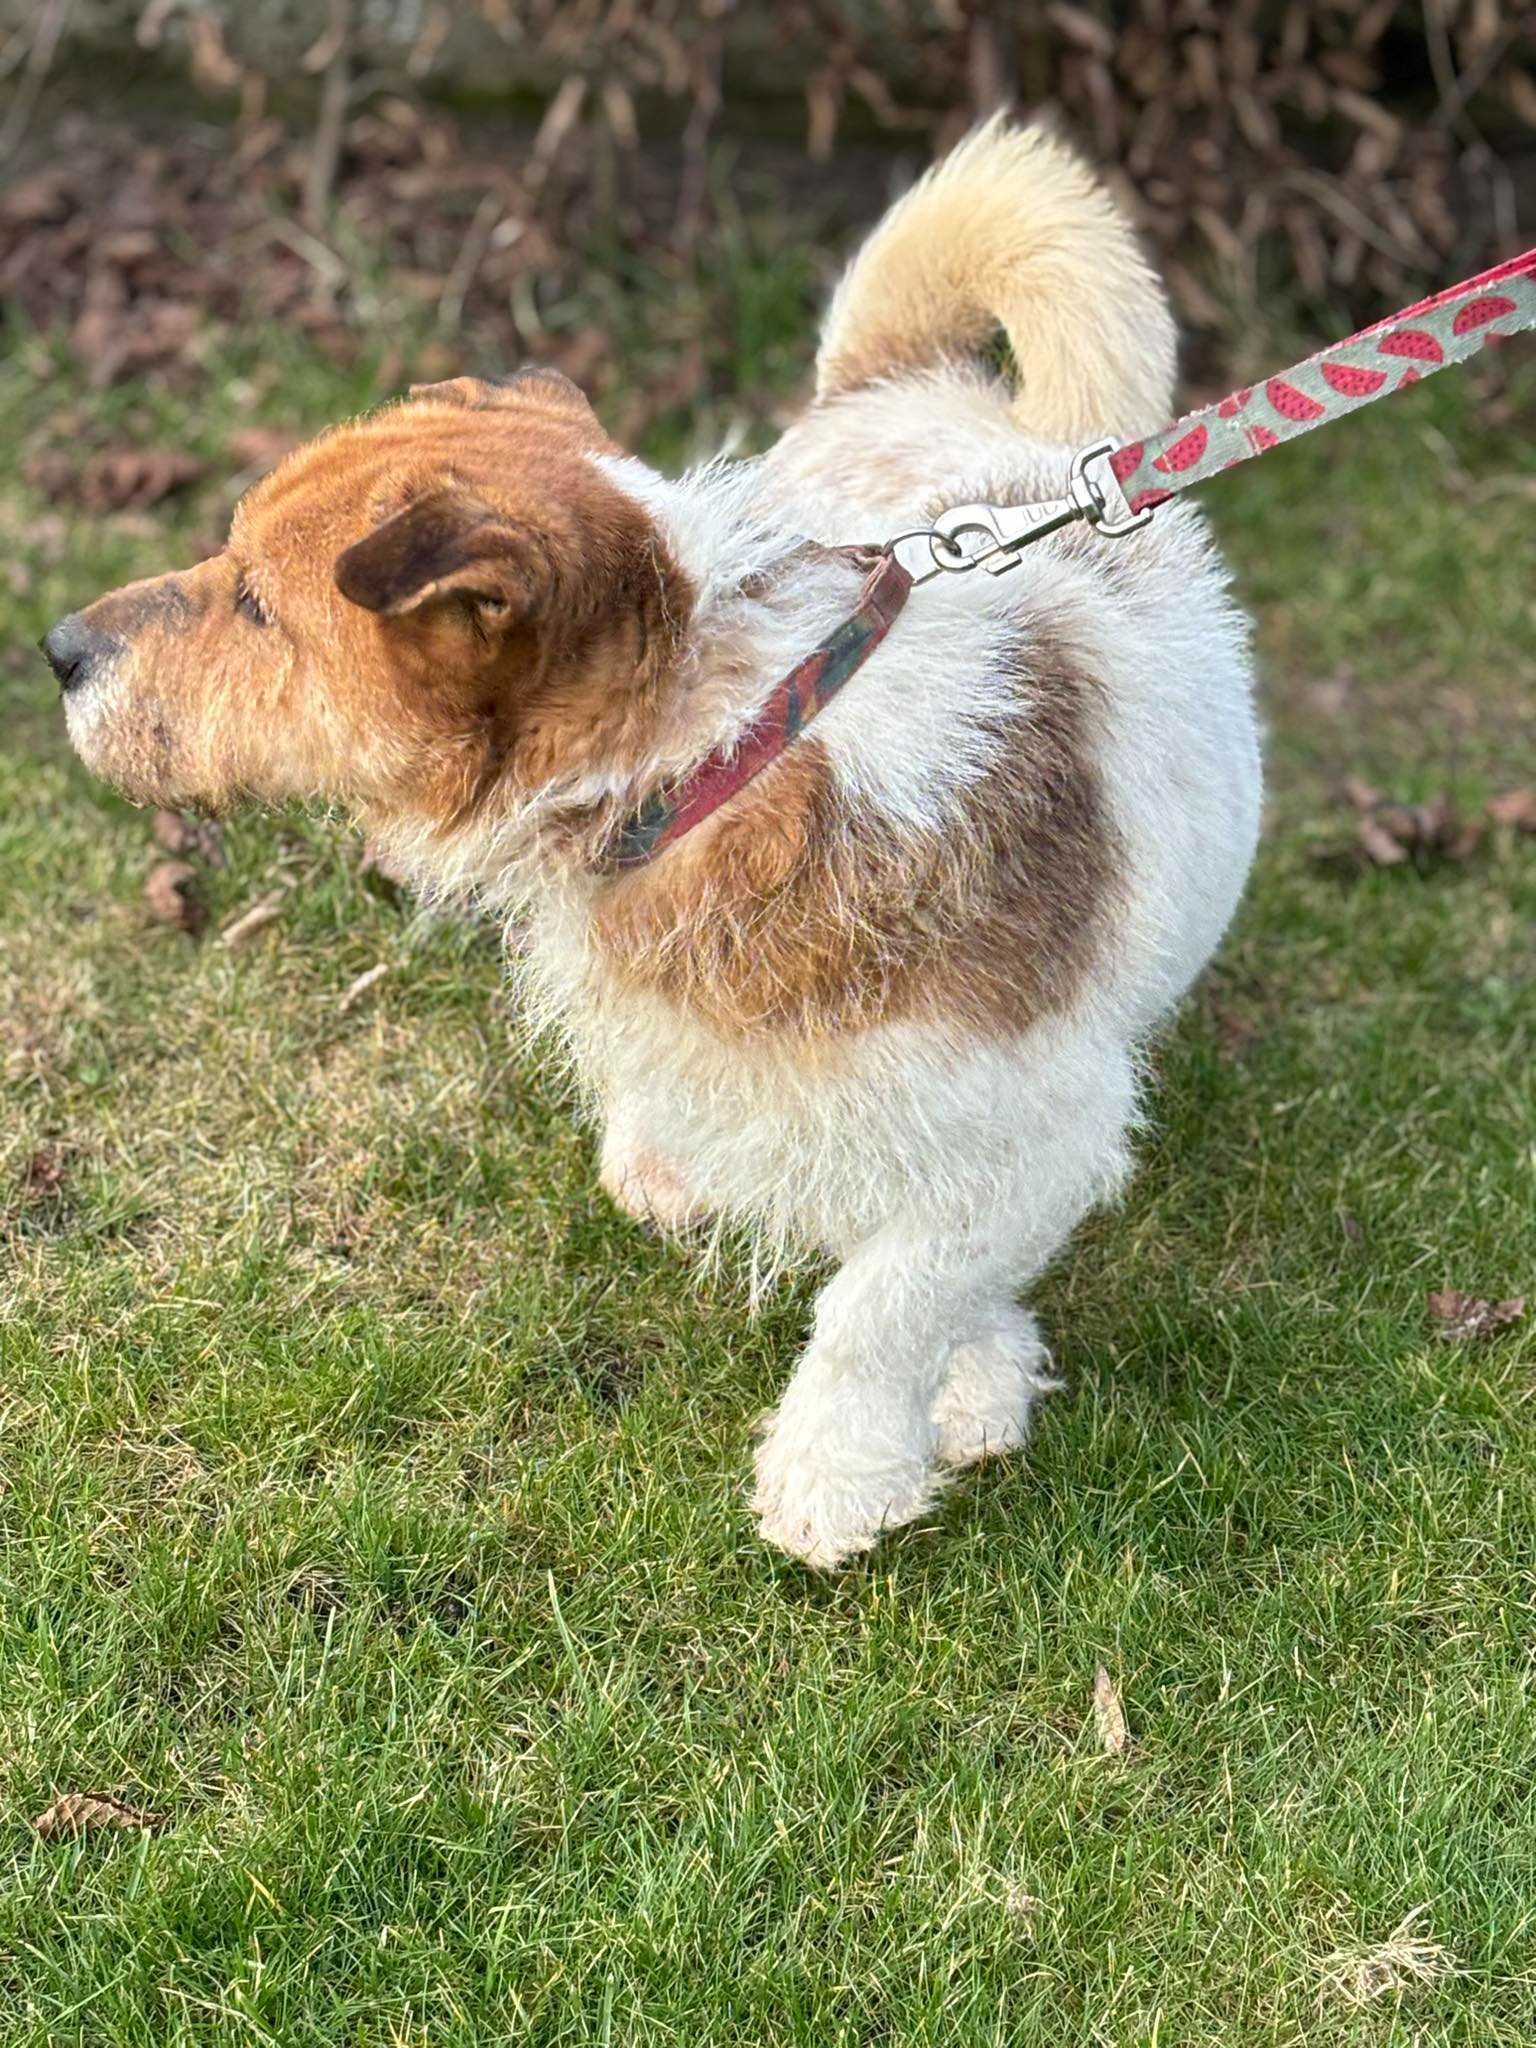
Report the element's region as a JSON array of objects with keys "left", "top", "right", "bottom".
[{"left": 1, "top": 275, "right": 1534, "bottom": 2045}]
